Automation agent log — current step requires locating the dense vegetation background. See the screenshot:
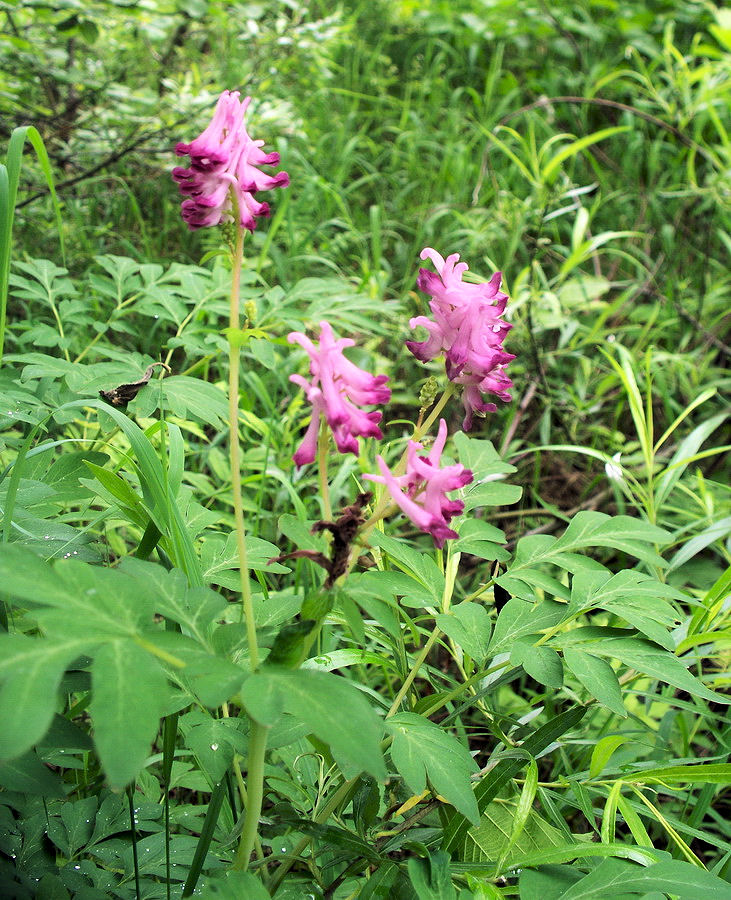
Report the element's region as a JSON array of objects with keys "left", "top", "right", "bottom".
[{"left": 0, "top": 1, "right": 729, "bottom": 898}]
